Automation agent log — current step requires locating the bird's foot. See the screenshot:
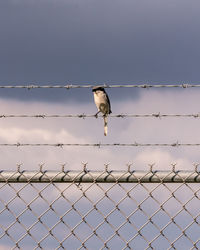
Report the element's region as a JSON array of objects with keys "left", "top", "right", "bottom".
[{"left": 95, "top": 111, "right": 100, "bottom": 118}]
